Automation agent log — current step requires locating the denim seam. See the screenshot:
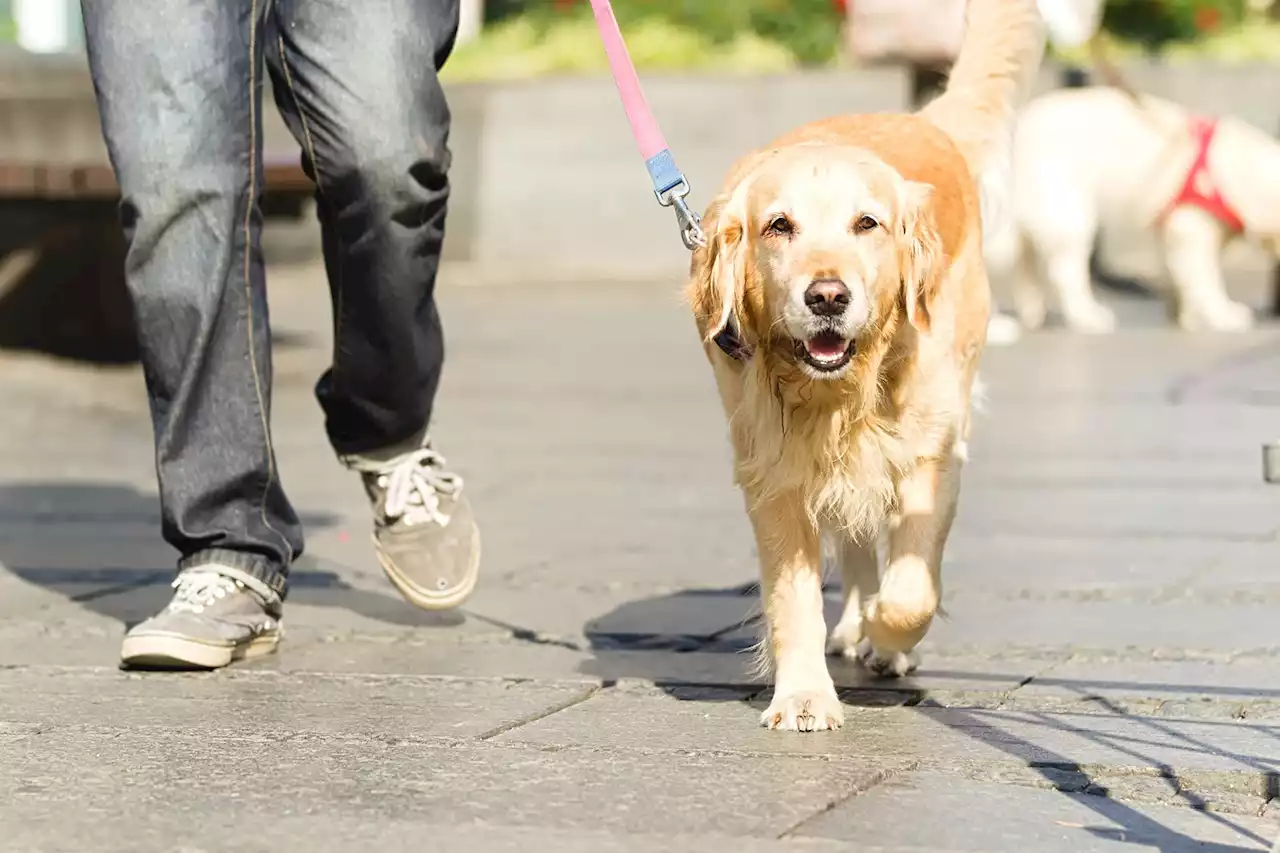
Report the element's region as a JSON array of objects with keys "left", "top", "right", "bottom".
[
  {"left": 243, "top": 0, "right": 295, "bottom": 565},
  {"left": 276, "top": 31, "right": 347, "bottom": 392}
]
